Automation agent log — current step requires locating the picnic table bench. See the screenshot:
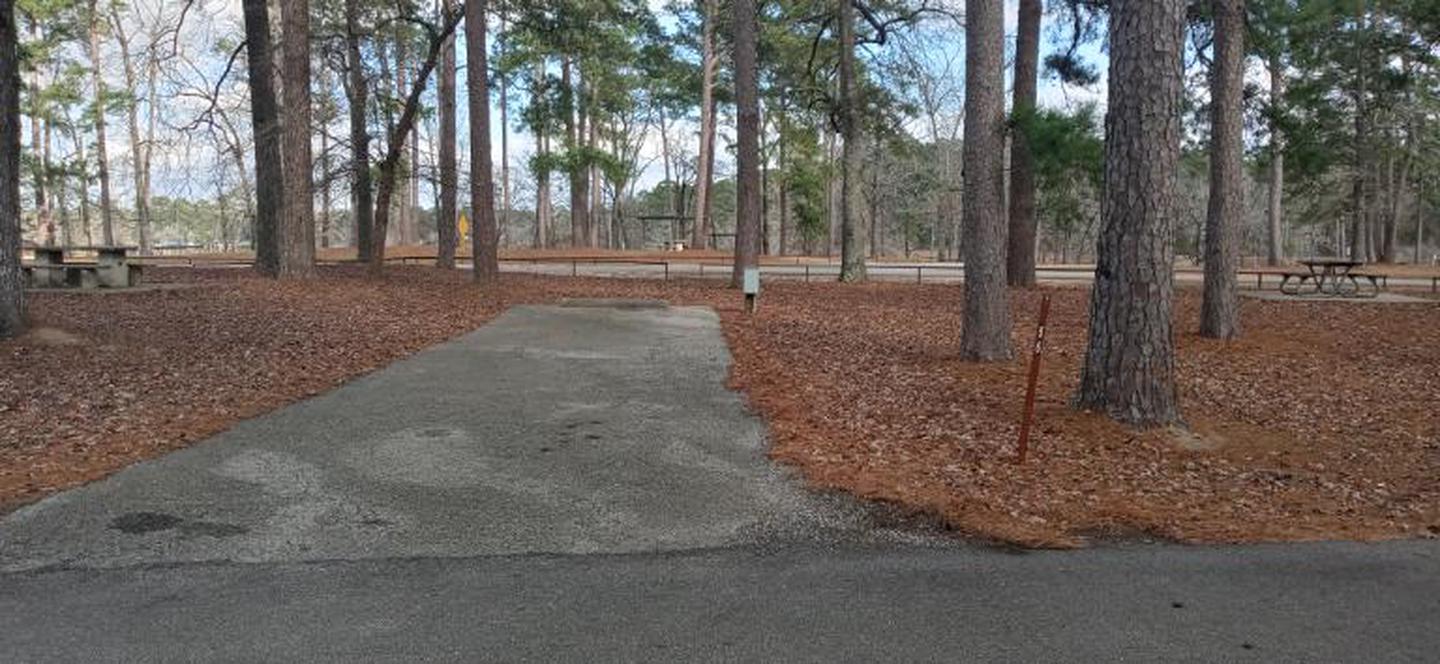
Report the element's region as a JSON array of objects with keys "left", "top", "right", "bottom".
[{"left": 23, "top": 245, "right": 143, "bottom": 289}]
